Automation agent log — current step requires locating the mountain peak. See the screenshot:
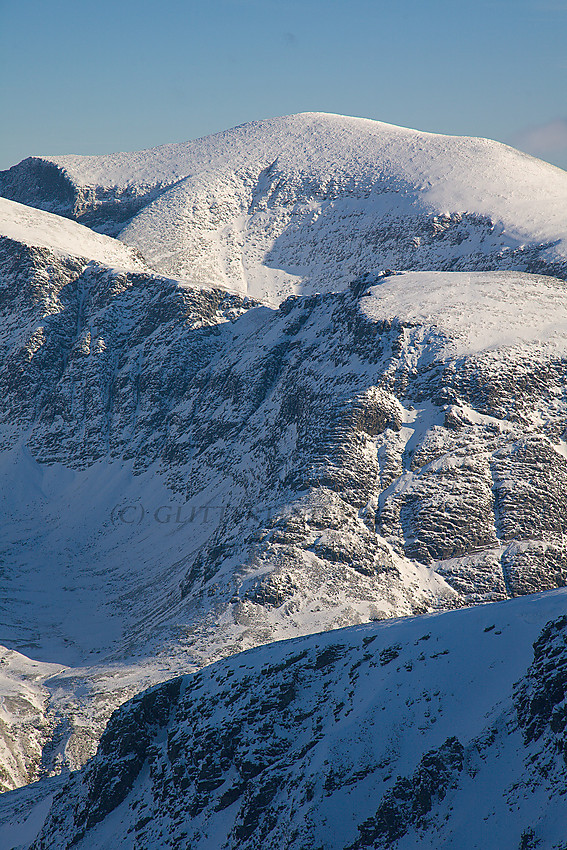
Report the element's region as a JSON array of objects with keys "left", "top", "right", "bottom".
[{"left": 2, "top": 112, "right": 565, "bottom": 303}]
